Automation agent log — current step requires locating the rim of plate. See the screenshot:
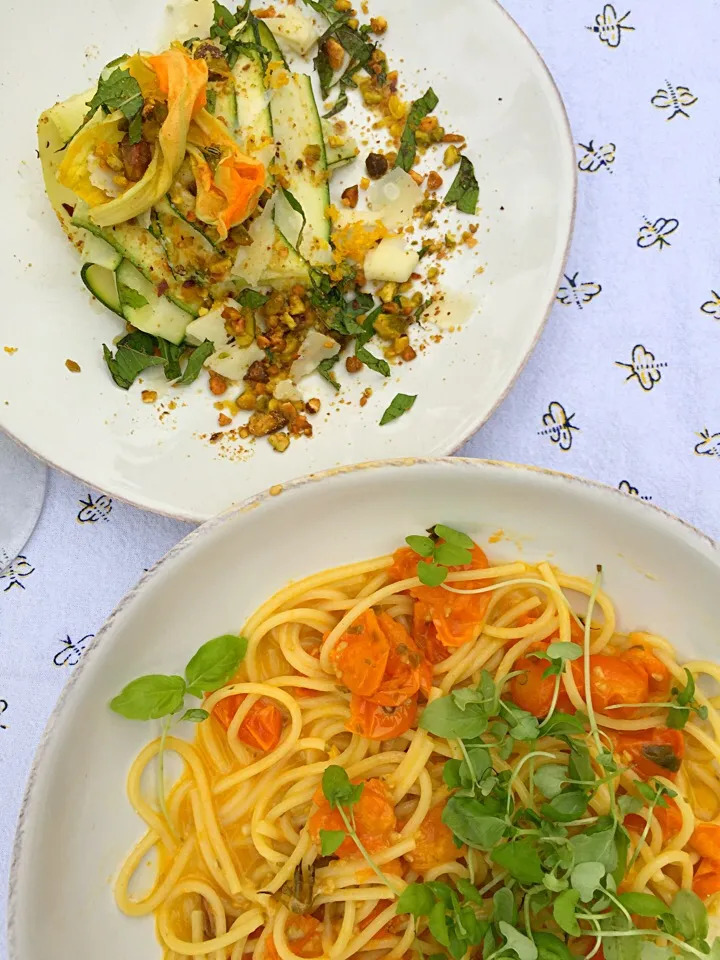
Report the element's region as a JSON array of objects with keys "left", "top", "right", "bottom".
[
  {"left": 0, "top": 0, "right": 577, "bottom": 523},
  {"left": 8, "top": 456, "right": 719, "bottom": 959}
]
